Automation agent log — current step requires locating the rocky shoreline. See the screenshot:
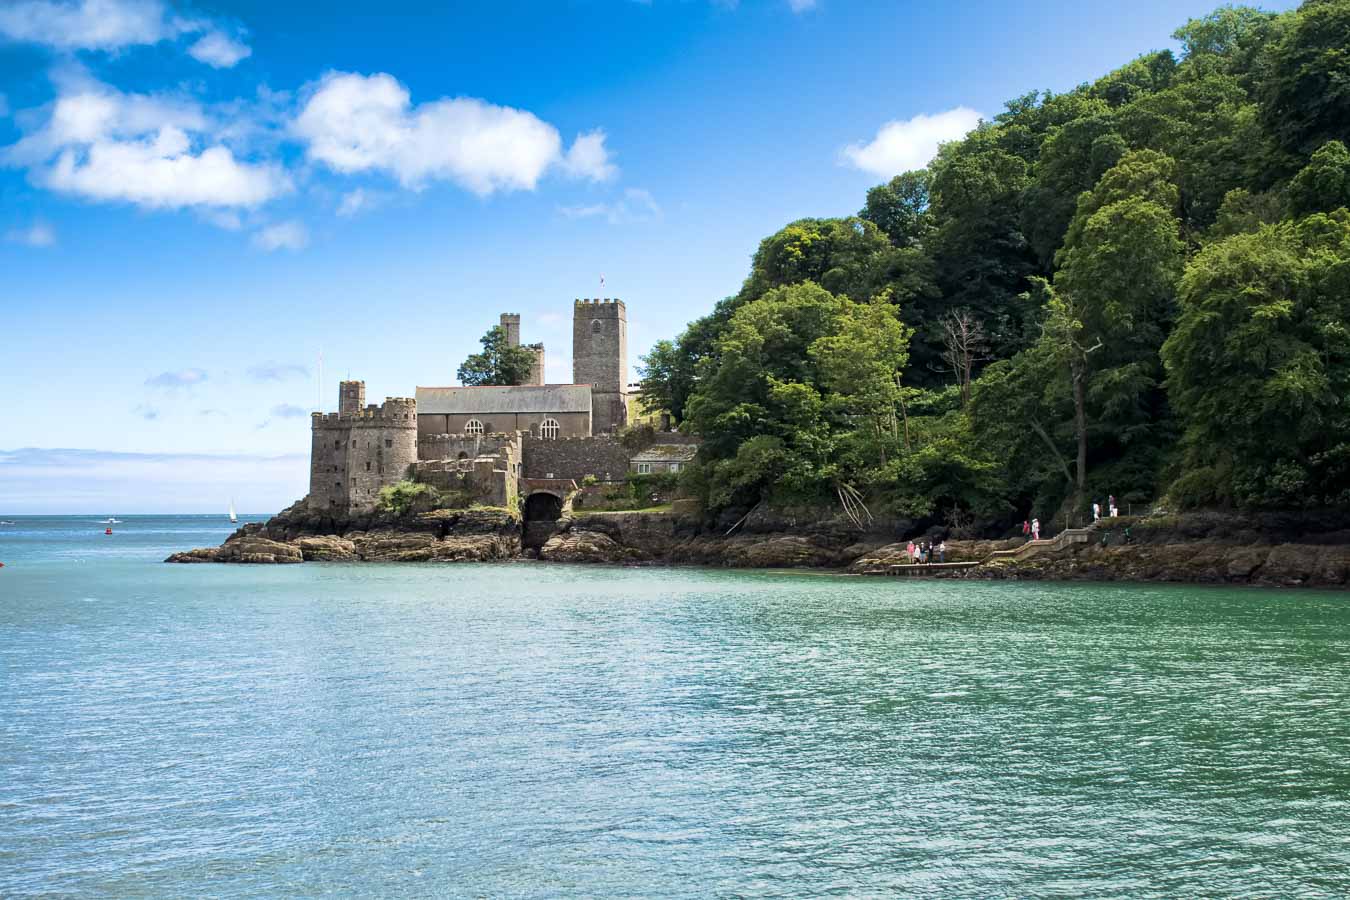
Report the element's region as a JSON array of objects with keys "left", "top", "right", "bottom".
[{"left": 166, "top": 502, "right": 1350, "bottom": 589}]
